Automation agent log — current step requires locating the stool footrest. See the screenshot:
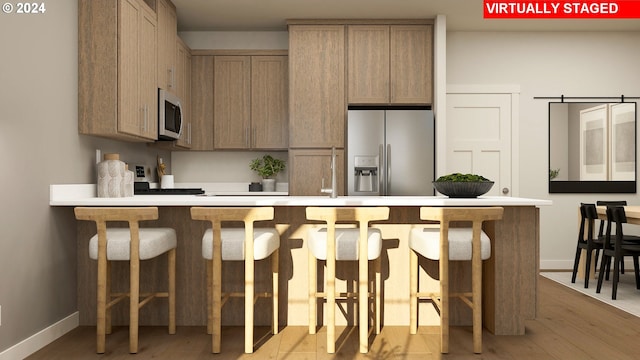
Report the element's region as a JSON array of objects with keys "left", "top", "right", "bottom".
[{"left": 314, "top": 292, "right": 375, "bottom": 299}]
